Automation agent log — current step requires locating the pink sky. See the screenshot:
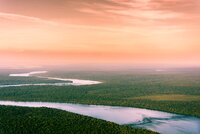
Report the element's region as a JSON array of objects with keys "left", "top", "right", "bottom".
[{"left": 0, "top": 0, "right": 200, "bottom": 68}]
